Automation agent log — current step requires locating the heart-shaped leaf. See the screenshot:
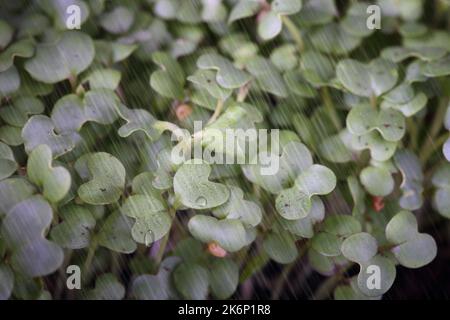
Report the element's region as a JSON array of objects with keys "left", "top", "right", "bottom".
[
  {"left": 258, "top": 0, "right": 302, "bottom": 40},
  {"left": 50, "top": 205, "right": 96, "bottom": 249},
  {"left": 336, "top": 58, "right": 398, "bottom": 98},
  {"left": 0, "top": 96, "right": 44, "bottom": 127},
  {"left": 51, "top": 89, "right": 120, "bottom": 133},
  {"left": 360, "top": 165, "right": 394, "bottom": 197},
  {"left": 27, "top": 144, "right": 71, "bottom": 203},
  {"left": 173, "top": 262, "right": 209, "bottom": 300},
  {"left": 188, "top": 215, "right": 247, "bottom": 252},
  {"left": 1, "top": 196, "right": 64, "bottom": 277},
  {"left": 341, "top": 232, "right": 378, "bottom": 264},
  {"left": 280, "top": 197, "right": 325, "bottom": 238},
  {"left": 386, "top": 211, "right": 437, "bottom": 268},
  {"left": 347, "top": 104, "right": 405, "bottom": 142},
  {"left": 245, "top": 56, "right": 288, "bottom": 97},
  {"left": 212, "top": 185, "right": 262, "bottom": 227},
  {"left": 25, "top": 31, "right": 94, "bottom": 84},
  {"left": 121, "top": 193, "right": 171, "bottom": 245},
  {"left": 276, "top": 164, "right": 336, "bottom": 219},
  {"left": 75, "top": 152, "right": 126, "bottom": 205},
  {"left": 131, "top": 256, "right": 180, "bottom": 299},
  {"left": 351, "top": 131, "right": 398, "bottom": 161},
  {"left": 263, "top": 232, "right": 298, "bottom": 264},
  {"left": 197, "top": 53, "right": 251, "bottom": 89},
  {"left": 97, "top": 211, "right": 137, "bottom": 254},
  {"left": 116, "top": 104, "right": 169, "bottom": 141},
  {"left": 187, "top": 69, "right": 232, "bottom": 101},
  {"left": 381, "top": 92, "right": 428, "bottom": 117},
  {"left": 243, "top": 141, "right": 313, "bottom": 194},
  {"left": 22, "top": 115, "right": 78, "bottom": 157},
  {"left": 322, "top": 215, "right": 362, "bottom": 237},
  {"left": 309, "top": 23, "right": 361, "bottom": 55},
  {"left": 80, "top": 69, "right": 121, "bottom": 90},
  {"left": 173, "top": 160, "right": 229, "bottom": 209},
  {"left": 150, "top": 51, "right": 185, "bottom": 99},
  {"left": 209, "top": 258, "right": 239, "bottom": 299},
  {"left": 0, "top": 39, "right": 34, "bottom": 73}
]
